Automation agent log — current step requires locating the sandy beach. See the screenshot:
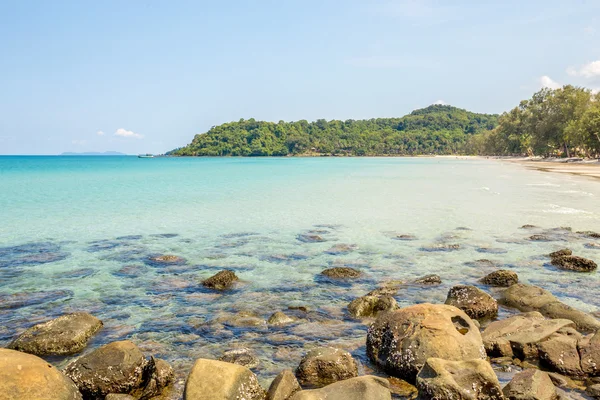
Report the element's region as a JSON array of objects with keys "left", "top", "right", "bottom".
[{"left": 500, "top": 157, "right": 600, "bottom": 180}]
